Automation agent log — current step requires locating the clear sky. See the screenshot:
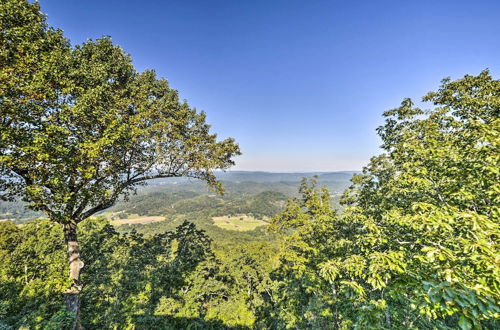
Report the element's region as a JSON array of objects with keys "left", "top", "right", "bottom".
[{"left": 40, "top": 0, "right": 500, "bottom": 172}]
